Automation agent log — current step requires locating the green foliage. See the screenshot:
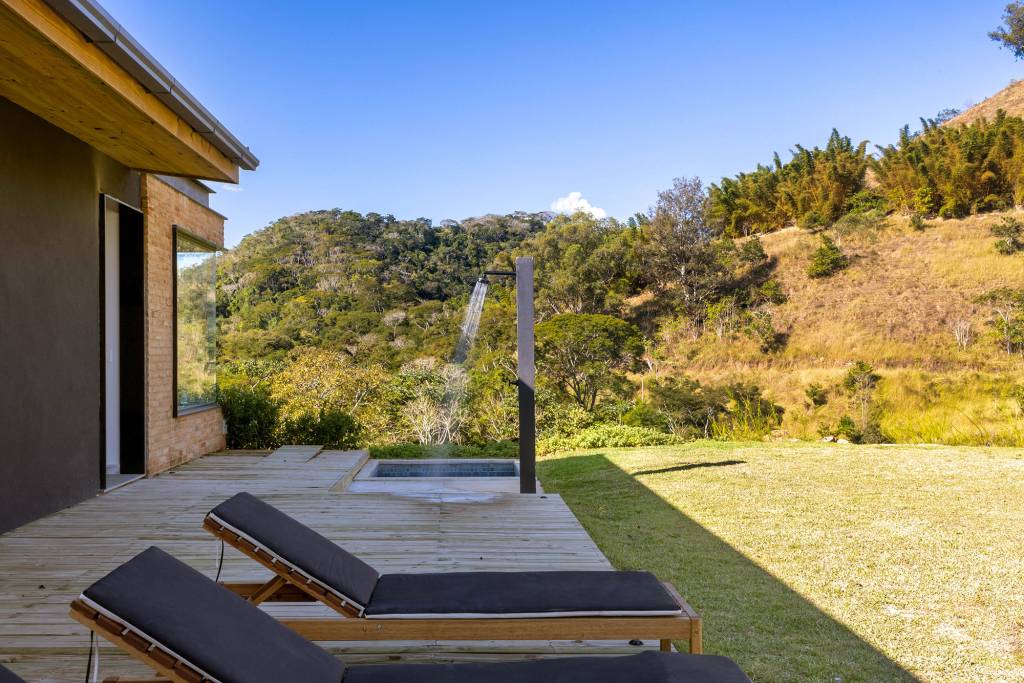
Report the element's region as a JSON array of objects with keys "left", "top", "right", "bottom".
[
  {"left": 537, "top": 423, "right": 682, "bottom": 455},
  {"left": 910, "top": 213, "right": 928, "bottom": 231},
  {"left": 710, "top": 384, "right": 785, "bottom": 440},
  {"left": 368, "top": 441, "right": 517, "bottom": 459},
  {"left": 218, "top": 210, "right": 547, "bottom": 366},
  {"left": 976, "top": 287, "right": 1024, "bottom": 354},
  {"left": 842, "top": 361, "right": 886, "bottom": 442},
  {"left": 798, "top": 210, "right": 828, "bottom": 232},
  {"left": 832, "top": 209, "right": 884, "bottom": 244},
  {"left": 218, "top": 385, "right": 280, "bottom": 449},
  {"left": 991, "top": 215, "right": 1024, "bottom": 254},
  {"left": 277, "top": 409, "right": 360, "bottom": 449},
  {"left": 844, "top": 189, "right": 887, "bottom": 214},
  {"left": 516, "top": 212, "right": 644, "bottom": 316},
  {"left": 643, "top": 177, "right": 730, "bottom": 322},
  {"left": 535, "top": 313, "right": 644, "bottom": 410},
  {"left": 837, "top": 415, "right": 859, "bottom": 440},
  {"left": 709, "top": 129, "right": 869, "bottom": 236},
  {"left": 990, "top": 3, "right": 1024, "bottom": 59},
  {"left": 745, "top": 309, "right": 787, "bottom": 353},
  {"left": 737, "top": 236, "right": 768, "bottom": 263},
  {"left": 647, "top": 376, "right": 728, "bottom": 438},
  {"left": 621, "top": 401, "right": 671, "bottom": 432},
  {"left": 805, "top": 383, "right": 828, "bottom": 408},
  {"left": 807, "top": 235, "right": 848, "bottom": 278},
  {"left": 872, "top": 114, "right": 1024, "bottom": 219}
]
